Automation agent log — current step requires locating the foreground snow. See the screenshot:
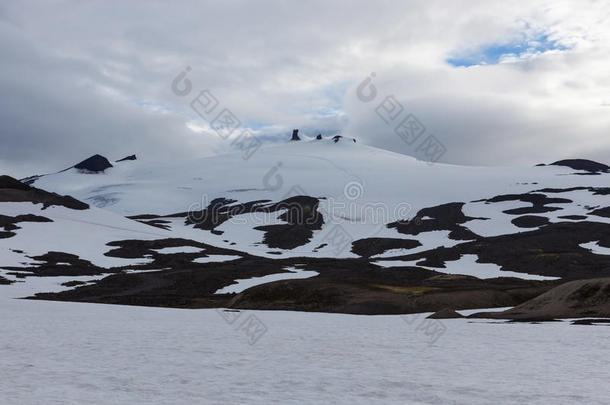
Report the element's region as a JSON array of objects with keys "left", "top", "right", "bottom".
[{"left": 0, "top": 283, "right": 608, "bottom": 404}]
